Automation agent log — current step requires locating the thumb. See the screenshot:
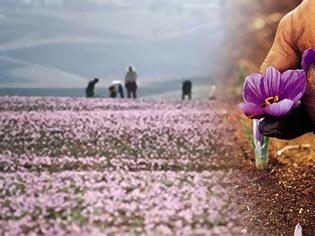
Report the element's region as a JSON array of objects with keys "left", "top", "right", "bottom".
[{"left": 260, "top": 12, "right": 299, "bottom": 73}]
